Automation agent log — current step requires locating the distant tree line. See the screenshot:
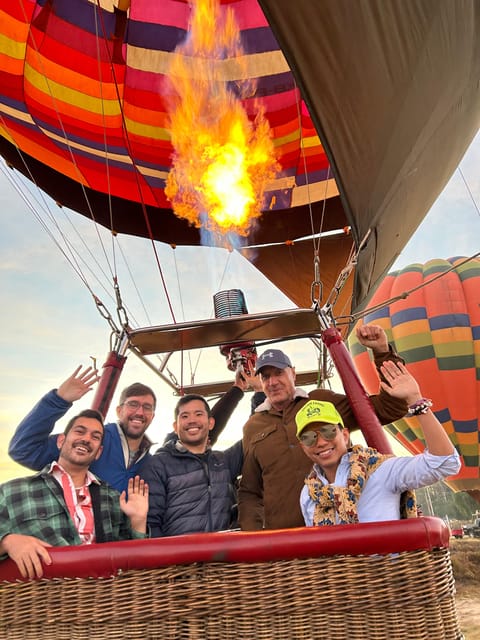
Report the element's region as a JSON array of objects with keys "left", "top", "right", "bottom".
[{"left": 416, "top": 482, "right": 479, "bottom": 521}]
